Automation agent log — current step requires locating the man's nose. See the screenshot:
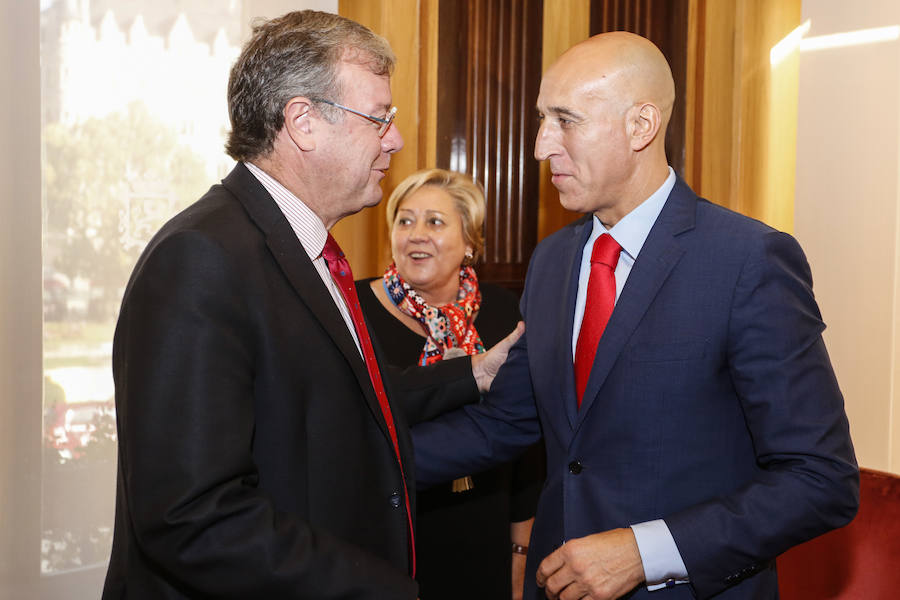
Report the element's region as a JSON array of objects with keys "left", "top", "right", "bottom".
[
  {"left": 382, "top": 121, "right": 404, "bottom": 153},
  {"left": 534, "top": 121, "right": 555, "bottom": 161}
]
